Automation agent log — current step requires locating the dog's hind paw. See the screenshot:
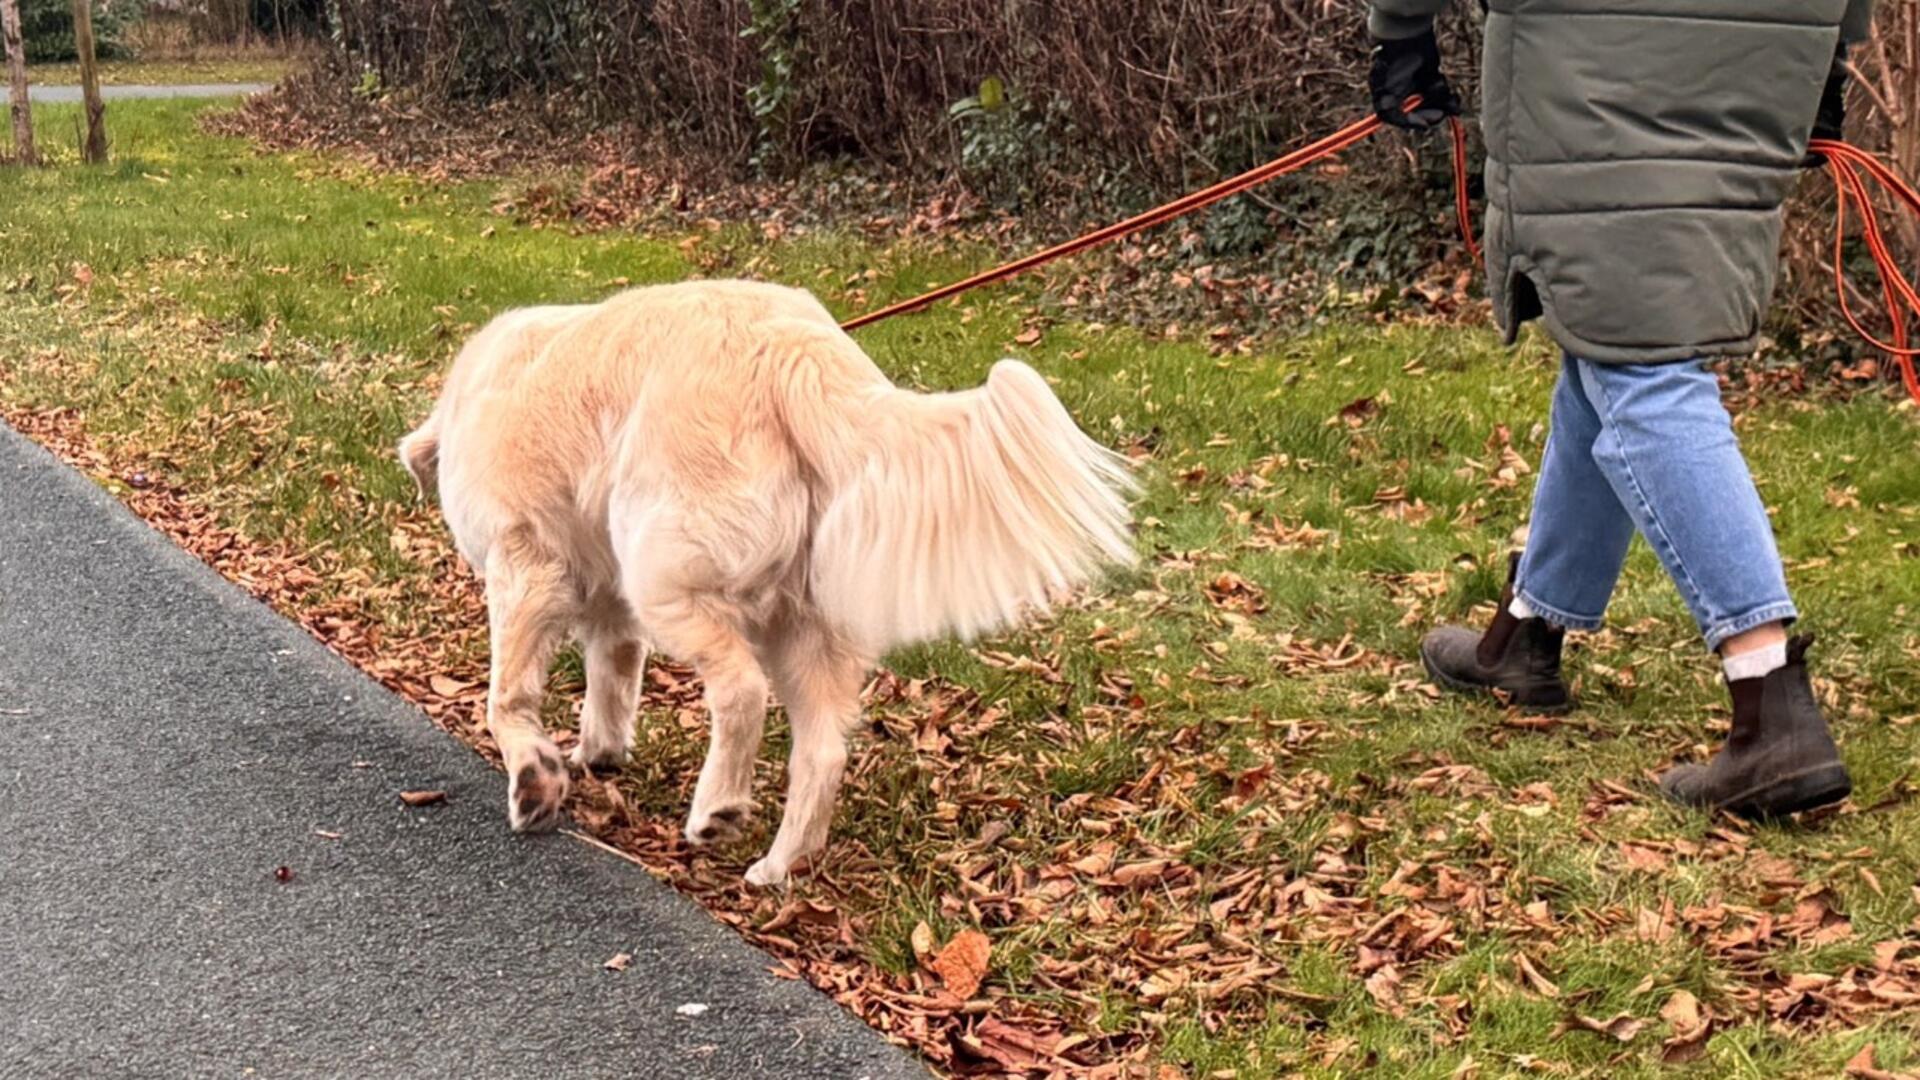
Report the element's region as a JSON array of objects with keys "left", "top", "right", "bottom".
[
  {"left": 745, "top": 848, "right": 820, "bottom": 889},
  {"left": 744, "top": 855, "right": 789, "bottom": 889},
  {"left": 684, "top": 800, "right": 754, "bottom": 847},
  {"left": 568, "top": 740, "right": 629, "bottom": 772}
]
